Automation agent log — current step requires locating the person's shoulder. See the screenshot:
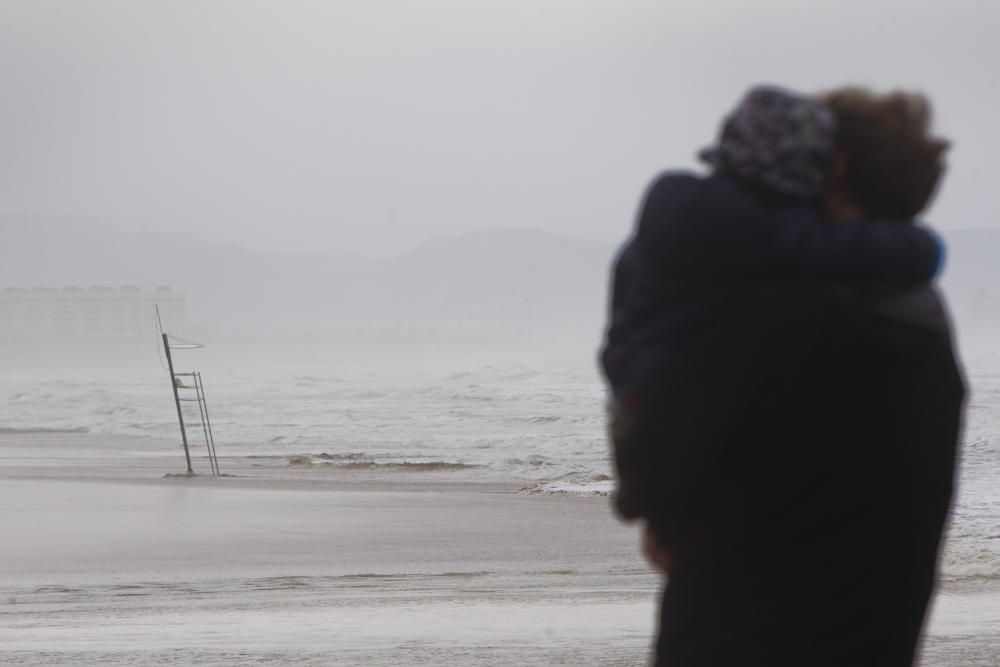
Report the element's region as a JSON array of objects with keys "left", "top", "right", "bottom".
[
  {"left": 848, "top": 286, "right": 962, "bottom": 370},
  {"left": 643, "top": 170, "right": 751, "bottom": 199},
  {"left": 641, "top": 170, "right": 704, "bottom": 202},
  {"left": 636, "top": 170, "right": 760, "bottom": 239},
  {"left": 752, "top": 283, "right": 961, "bottom": 364},
  {"left": 860, "top": 285, "right": 951, "bottom": 332},
  {"left": 844, "top": 285, "right": 965, "bottom": 395},
  {"left": 633, "top": 171, "right": 705, "bottom": 245}
]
